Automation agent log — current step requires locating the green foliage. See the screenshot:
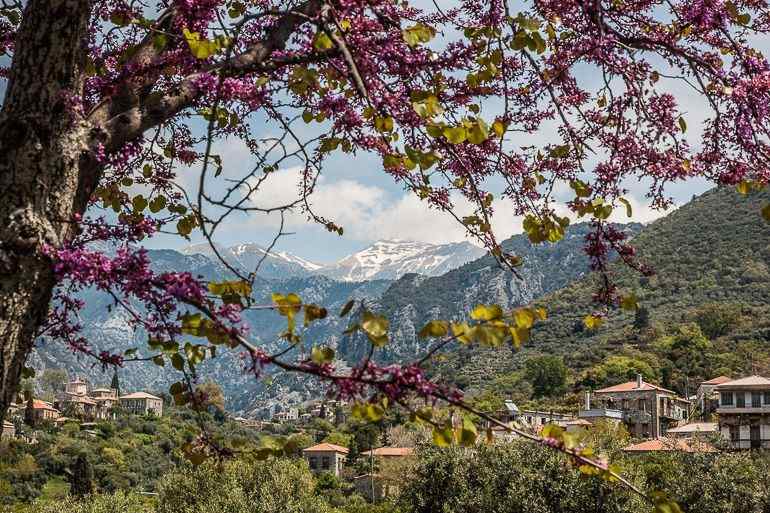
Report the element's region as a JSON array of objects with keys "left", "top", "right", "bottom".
[
  {"left": 30, "top": 490, "right": 150, "bottom": 513},
  {"left": 399, "top": 443, "right": 646, "bottom": 513},
  {"left": 524, "top": 355, "right": 567, "bottom": 398},
  {"left": 693, "top": 302, "right": 742, "bottom": 339},
  {"left": 69, "top": 454, "right": 94, "bottom": 498},
  {"left": 156, "top": 458, "right": 332, "bottom": 513},
  {"left": 581, "top": 355, "right": 658, "bottom": 390}
]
